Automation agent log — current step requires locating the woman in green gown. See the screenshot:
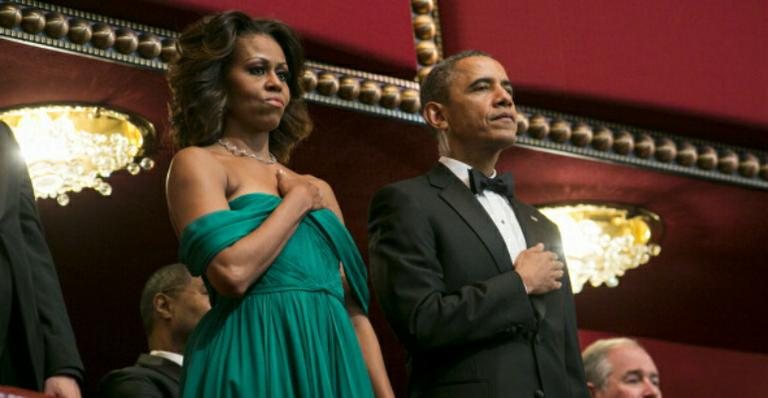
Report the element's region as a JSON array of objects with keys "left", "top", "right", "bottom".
[{"left": 165, "top": 11, "right": 393, "bottom": 397}]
